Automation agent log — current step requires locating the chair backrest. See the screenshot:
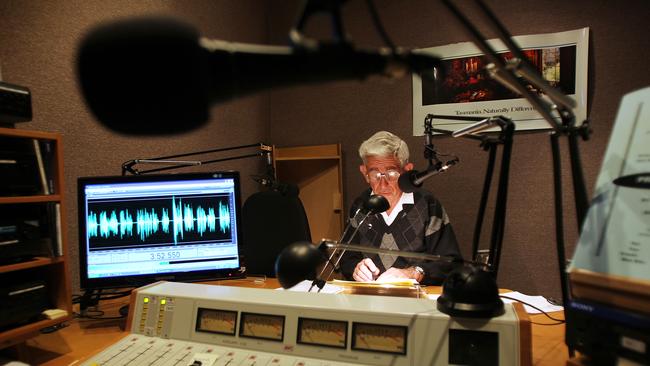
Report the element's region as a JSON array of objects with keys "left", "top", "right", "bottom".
[{"left": 242, "top": 184, "right": 311, "bottom": 277}]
